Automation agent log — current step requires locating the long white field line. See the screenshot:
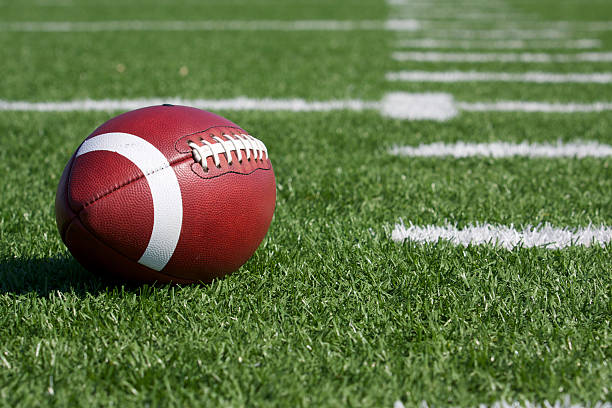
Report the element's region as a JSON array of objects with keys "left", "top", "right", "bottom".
[
  {"left": 456, "top": 100, "right": 612, "bottom": 113},
  {"left": 392, "top": 51, "right": 612, "bottom": 63},
  {"left": 388, "top": 0, "right": 507, "bottom": 5},
  {"left": 388, "top": 141, "right": 612, "bottom": 158},
  {"left": 2, "top": 19, "right": 612, "bottom": 33},
  {"left": 394, "top": 399, "right": 612, "bottom": 408},
  {"left": 391, "top": 222, "right": 612, "bottom": 250},
  {"left": 2, "top": 93, "right": 612, "bottom": 121},
  {"left": 0, "top": 98, "right": 380, "bottom": 113},
  {"left": 389, "top": 5, "right": 513, "bottom": 13},
  {"left": 392, "top": 11, "right": 531, "bottom": 20},
  {"left": 386, "top": 71, "right": 612, "bottom": 83},
  {"left": 0, "top": 19, "right": 421, "bottom": 32},
  {"left": 416, "top": 28, "right": 575, "bottom": 39},
  {"left": 387, "top": 0, "right": 508, "bottom": 7},
  {"left": 395, "top": 39, "right": 601, "bottom": 49},
  {"left": 425, "top": 20, "right": 612, "bottom": 32}
]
